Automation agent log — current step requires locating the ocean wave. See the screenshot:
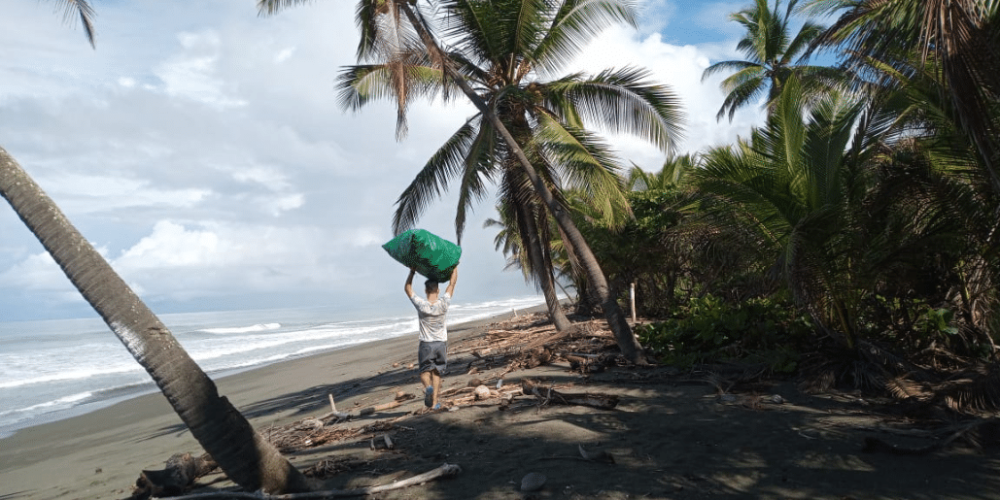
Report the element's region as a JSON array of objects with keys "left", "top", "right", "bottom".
[
  {"left": 186, "top": 320, "right": 419, "bottom": 363},
  {"left": 201, "top": 323, "right": 282, "bottom": 335},
  {"left": 0, "top": 363, "right": 143, "bottom": 389},
  {"left": 0, "top": 390, "right": 94, "bottom": 418}
]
